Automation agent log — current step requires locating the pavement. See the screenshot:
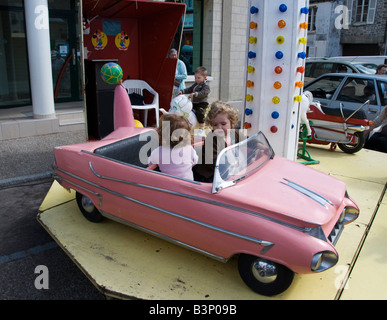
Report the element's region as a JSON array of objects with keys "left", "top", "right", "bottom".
[
  {"left": 0, "top": 129, "right": 107, "bottom": 299},
  {"left": 0, "top": 130, "right": 87, "bottom": 186}
]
